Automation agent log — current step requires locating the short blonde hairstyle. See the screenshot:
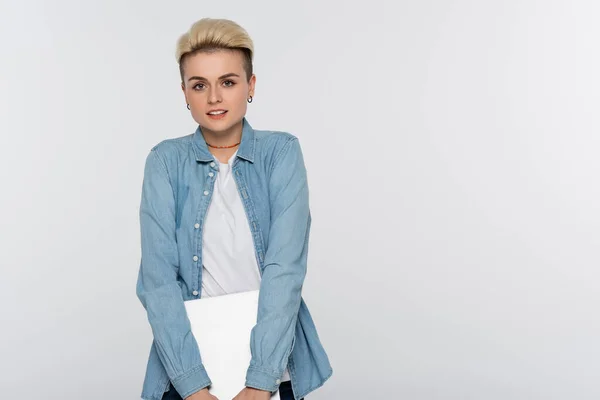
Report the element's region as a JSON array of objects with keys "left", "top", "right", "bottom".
[{"left": 175, "top": 18, "right": 254, "bottom": 83}]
